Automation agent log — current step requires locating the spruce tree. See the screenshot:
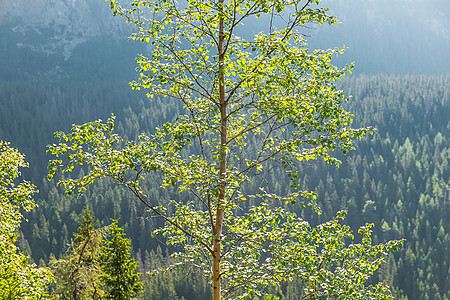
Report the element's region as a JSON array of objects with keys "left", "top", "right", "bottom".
[
  {"left": 51, "top": 208, "right": 104, "bottom": 299},
  {"left": 100, "top": 219, "right": 143, "bottom": 299}
]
